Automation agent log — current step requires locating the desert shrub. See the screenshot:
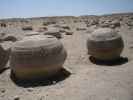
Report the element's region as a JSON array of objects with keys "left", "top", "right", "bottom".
[
  {"left": 0, "top": 33, "right": 17, "bottom": 42},
  {"left": 60, "top": 24, "right": 70, "bottom": 30},
  {"left": 24, "top": 31, "right": 41, "bottom": 36},
  {"left": 37, "top": 26, "right": 48, "bottom": 32},
  {"left": 43, "top": 21, "right": 56, "bottom": 26},
  {"left": 3, "top": 35, "right": 17, "bottom": 42},
  {"left": 65, "top": 30, "right": 73, "bottom": 35},
  {"left": 76, "top": 27, "right": 86, "bottom": 31}
]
